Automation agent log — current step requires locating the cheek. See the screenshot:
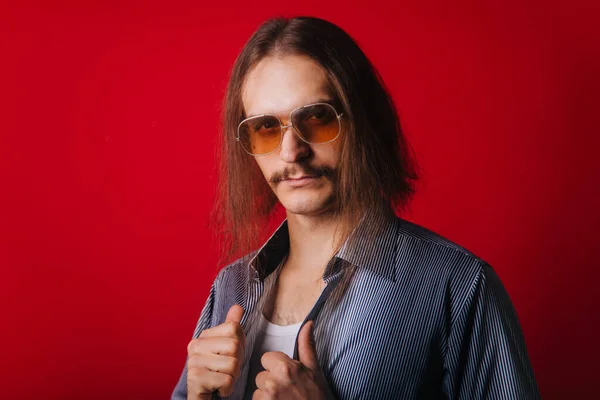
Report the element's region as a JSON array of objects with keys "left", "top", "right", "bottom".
[
  {"left": 317, "top": 142, "right": 340, "bottom": 166},
  {"left": 254, "top": 157, "right": 276, "bottom": 179}
]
